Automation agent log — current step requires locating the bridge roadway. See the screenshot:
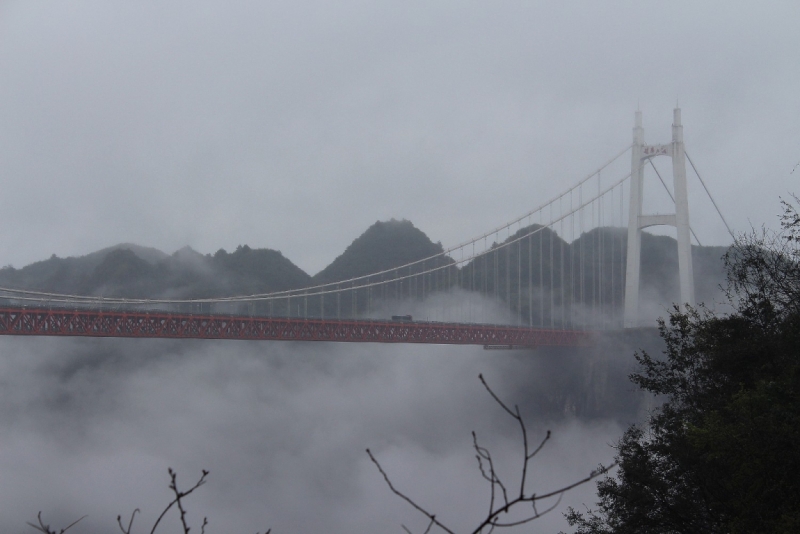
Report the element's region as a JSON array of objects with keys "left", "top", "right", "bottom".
[{"left": 0, "top": 306, "right": 593, "bottom": 348}]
